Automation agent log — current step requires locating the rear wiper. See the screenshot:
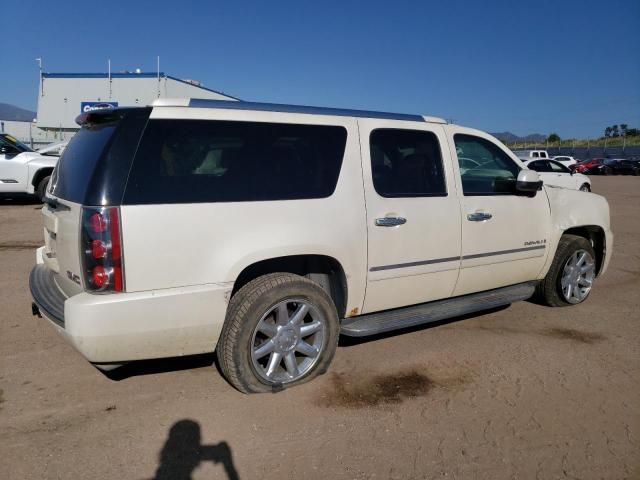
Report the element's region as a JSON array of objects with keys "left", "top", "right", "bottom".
[{"left": 44, "top": 196, "right": 70, "bottom": 212}]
